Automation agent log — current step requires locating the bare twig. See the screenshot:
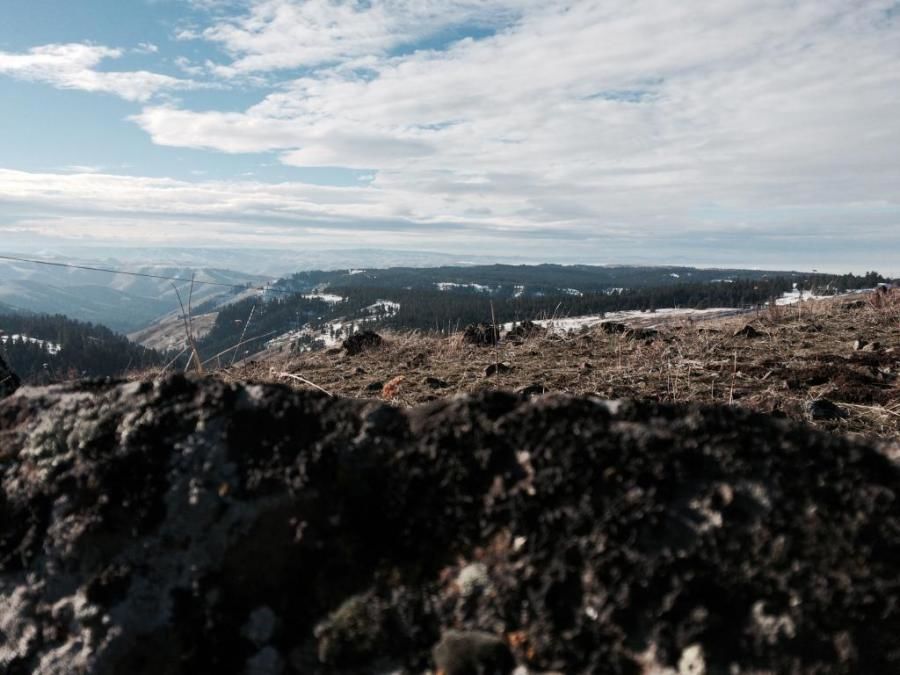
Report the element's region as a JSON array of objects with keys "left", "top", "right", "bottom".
[
  {"left": 729, "top": 349, "right": 737, "bottom": 405},
  {"left": 159, "top": 346, "right": 190, "bottom": 375},
  {"left": 230, "top": 303, "right": 256, "bottom": 367},
  {"left": 842, "top": 403, "right": 900, "bottom": 419},
  {"left": 277, "top": 371, "right": 333, "bottom": 397},
  {"left": 172, "top": 281, "right": 204, "bottom": 374},
  {"left": 490, "top": 300, "right": 500, "bottom": 381},
  {"left": 201, "top": 329, "right": 278, "bottom": 367}
]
